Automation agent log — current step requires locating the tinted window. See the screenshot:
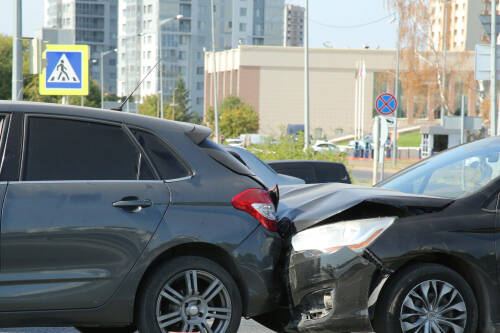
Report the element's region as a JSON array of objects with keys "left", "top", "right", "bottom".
[
  {"left": 270, "top": 163, "right": 316, "bottom": 184},
  {"left": 130, "top": 128, "right": 190, "bottom": 180},
  {"left": 23, "top": 117, "right": 155, "bottom": 181},
  {"left": 314, "top": 163, "right": 351, "bottom": 184}
]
